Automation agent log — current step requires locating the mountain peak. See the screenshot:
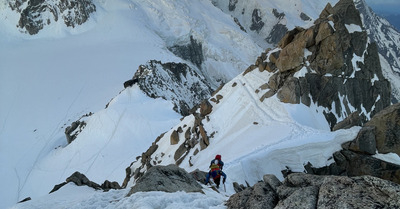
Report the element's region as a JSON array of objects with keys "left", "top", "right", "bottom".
[
  {"left": 123, "top": 0, "right": 392, "bottom": 189},
  {"left": 249, "top": 0, "right": 390, "bottom": 129},
  {"left": 7, "top": 0, "right": 96, "bottom": 35}
]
